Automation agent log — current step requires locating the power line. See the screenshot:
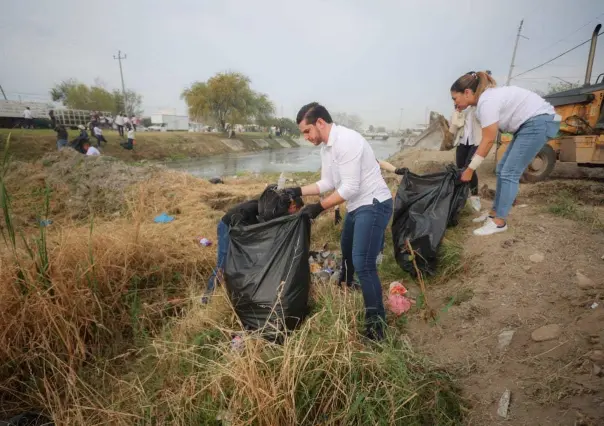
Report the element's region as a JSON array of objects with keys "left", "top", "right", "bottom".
[
  {"left": 537, "top": 12, "right": 604, "bottom": 53},
  {"left": 513, "top": 30, "right": 603, "bottom": 79}
]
